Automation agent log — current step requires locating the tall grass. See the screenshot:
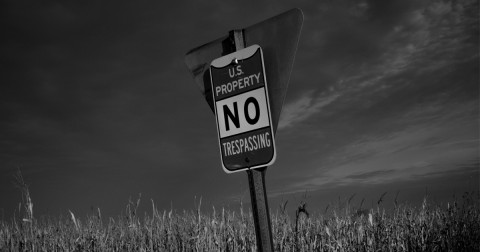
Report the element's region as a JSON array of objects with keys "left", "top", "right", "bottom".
[{"left": 1, "top": 190, "right": 479, "bottom": 251}]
